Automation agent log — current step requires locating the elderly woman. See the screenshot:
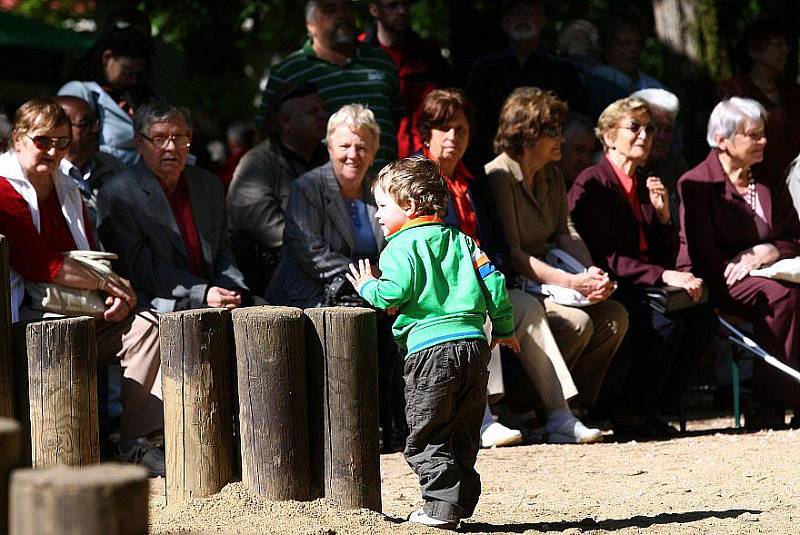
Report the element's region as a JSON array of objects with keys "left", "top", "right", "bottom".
[
  {"left": 0, "top": 98, "right": 164, "bottom": 474},
  {"left": 569, "top": 97, "right": 717, "bottom": 436},
  {"left": 59, "top": 27, "right": 156, "bottom": 164},
  {"left": 678, "top": 97, "right": 800, "bottom": 429},
  {"left": 484, "top": 87, "right": 628, "bottom": 441}
]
